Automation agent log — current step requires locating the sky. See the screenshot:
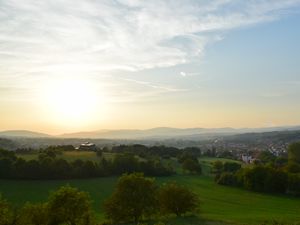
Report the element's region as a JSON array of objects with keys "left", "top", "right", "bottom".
[{"left": 0, "top": 0, "right": 300, "bottom": 134}]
